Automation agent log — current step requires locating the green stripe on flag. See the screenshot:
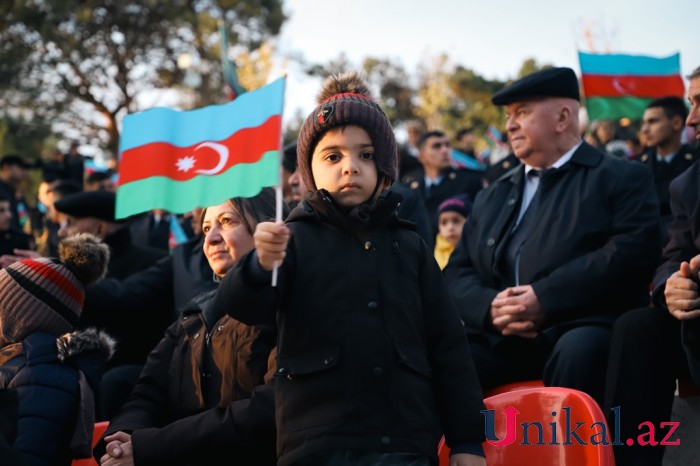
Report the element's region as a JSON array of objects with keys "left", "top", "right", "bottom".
[
  {"left": 585, "top": 96, "right": 654, "bottom": 121},
  {"left": 115, "top": 150, "right": 279, "bottom": 219}
]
